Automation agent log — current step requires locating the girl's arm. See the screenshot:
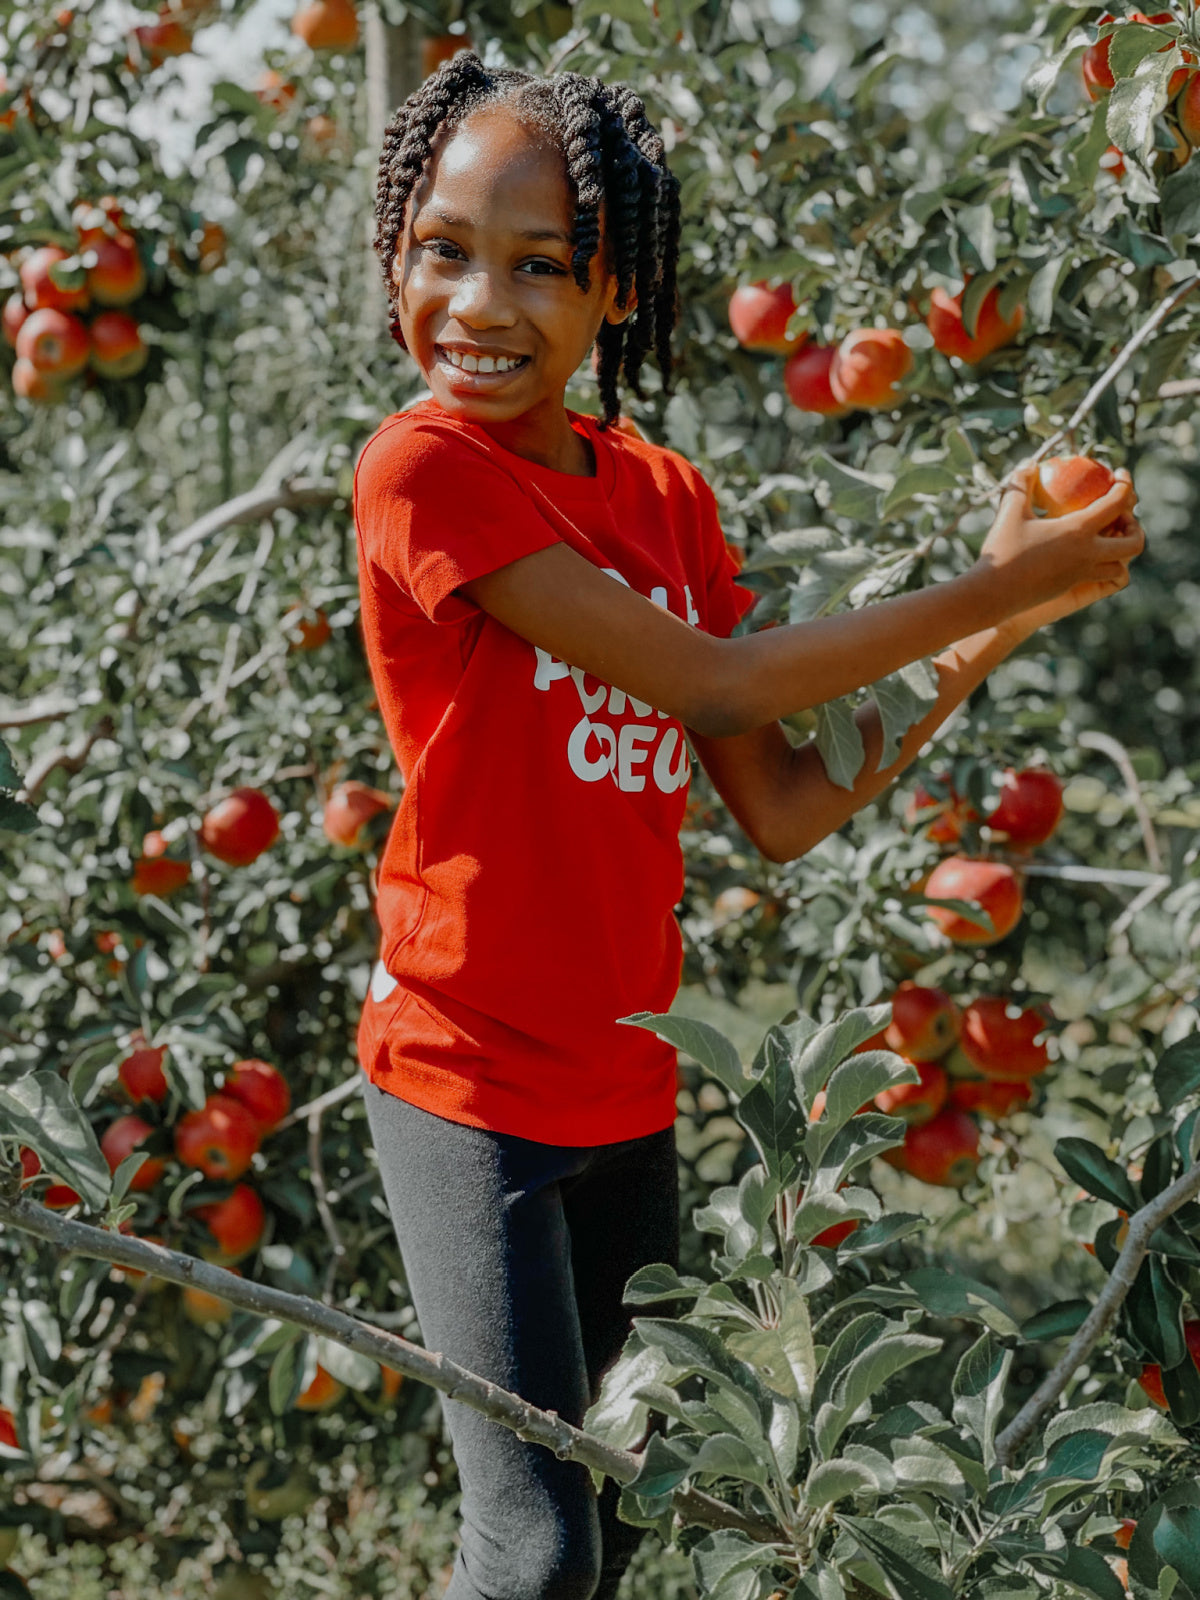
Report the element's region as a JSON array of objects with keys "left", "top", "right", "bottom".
[
  {"left": 461, "top": 466, "right": 1139, "bottom": 740},
  {"left": 691, "top": 504, "right": 1144, "bottom": 863}
]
